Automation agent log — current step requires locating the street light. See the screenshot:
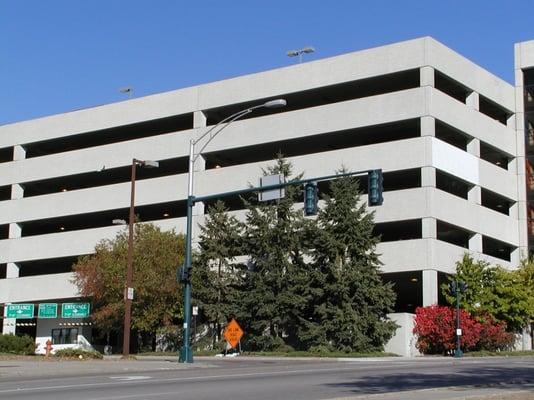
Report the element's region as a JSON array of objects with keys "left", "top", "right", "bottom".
[
  {"left": 179, "top": 99, "right": 287, "bottom": 363},
  {"left": 286, "top": 46, "right": 315, "bottom": 63},
  {"left": 123, "top": 158, "right": 159, "bottom": 358},
  {"left": 449, "top": 280, "right": 468, "bottom": 358},
  {"left": 119, "top": 87, "right": 133, "bottom": 99}
]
